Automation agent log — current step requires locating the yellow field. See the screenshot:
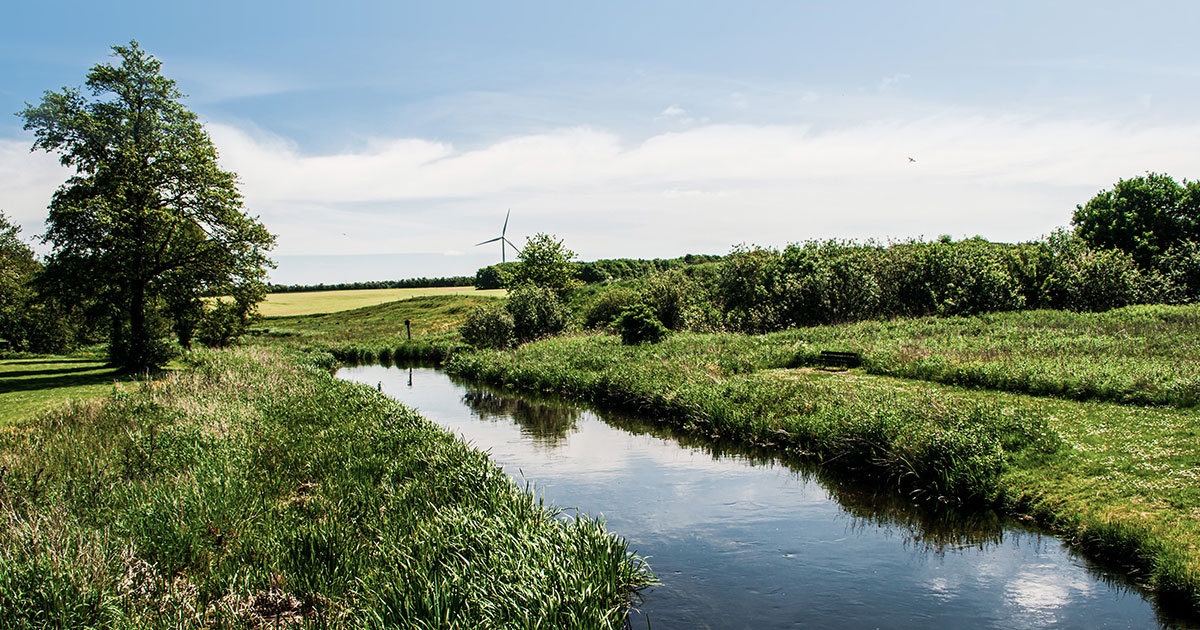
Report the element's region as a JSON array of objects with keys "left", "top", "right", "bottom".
[{"left": 258, "top": 286, "right": 506, "bottom": 317}]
